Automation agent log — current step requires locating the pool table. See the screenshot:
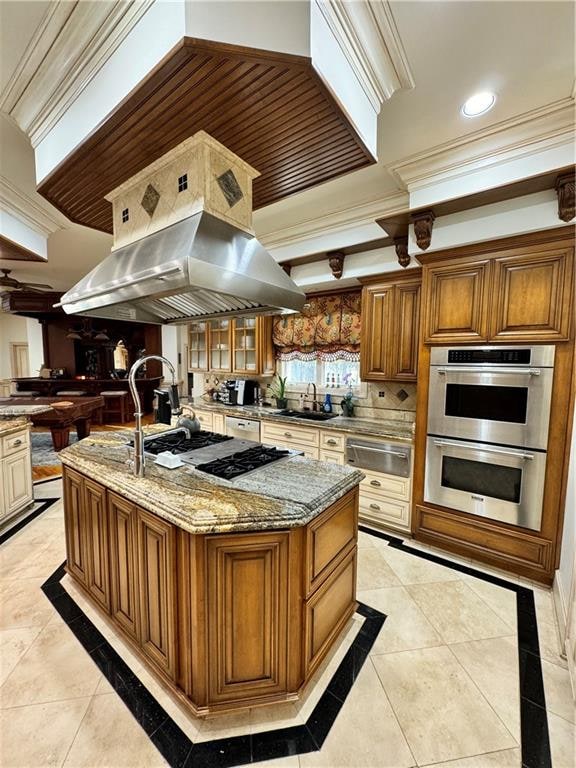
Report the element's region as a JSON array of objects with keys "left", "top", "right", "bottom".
[{"left": 0, "top": 396, "right": 105, "bottom": 451}]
